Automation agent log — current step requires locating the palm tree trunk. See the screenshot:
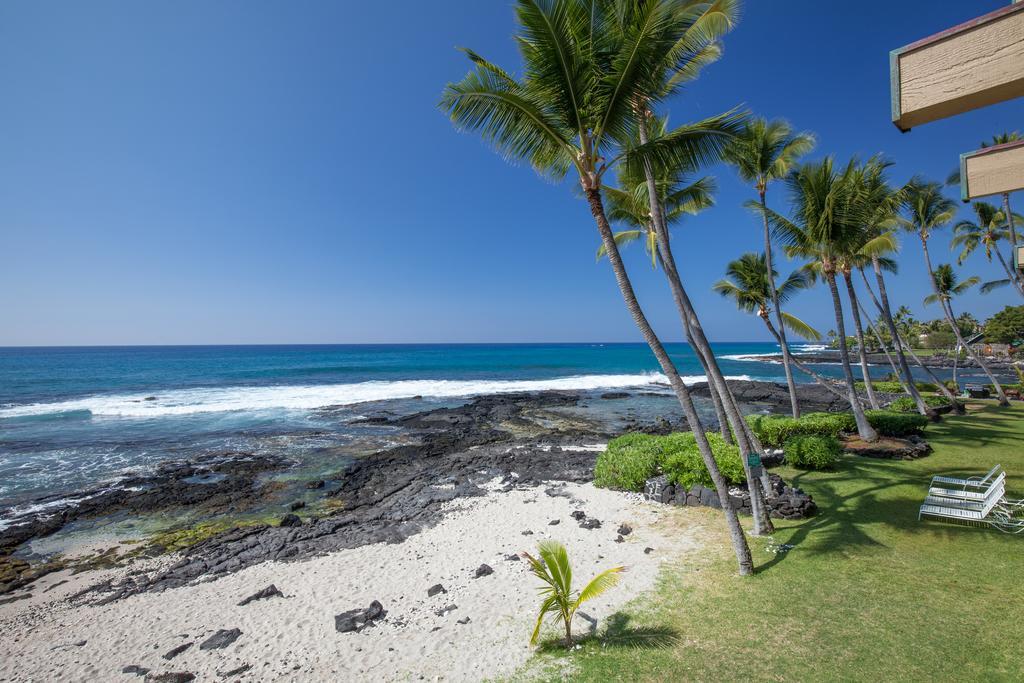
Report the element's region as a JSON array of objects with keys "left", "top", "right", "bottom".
[
  {"left": 856, "top": 298, "right": 905, "bottom": 390},
  {"left": 1004, "top": 192, "right": 1020, "bottom": 249},
  {"left": 825, "top": 270, "right": 878, "bottom": 441},
  {"left": 863, "top": 259, "right": 947, "bottom": 417},
  {"left": 842, "top": 271, "right": 880, "bottom": 409},
  {"left": 761, "top": 314, "right": 854, "bottom": 402},
  {"left": 585, "top": 187, "right": 754, "bottom": 574},
  {"left": 637, "top": 115, "right": 773, "bottom": 535},
  {"left": 993, "top": 247, "right": 1024, "bottom": 299},
  {"left": 920, "top": 237, "right": 1009, "bottom": 407},
  {"left": 704, "top": 373, "right": 733, "bottom": 443},
  {"left": 761, "top": 193, "right": 801, "bottom": 418}
]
